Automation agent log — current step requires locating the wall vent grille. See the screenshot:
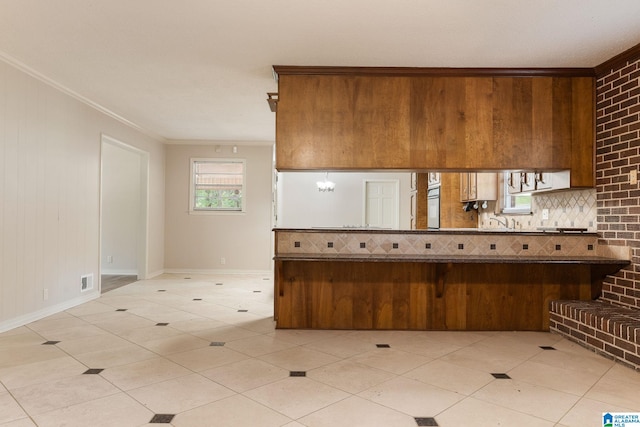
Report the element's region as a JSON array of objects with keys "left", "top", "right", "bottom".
[{"left": 81, "top": 274, "right": 94, "bottom": 292}]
